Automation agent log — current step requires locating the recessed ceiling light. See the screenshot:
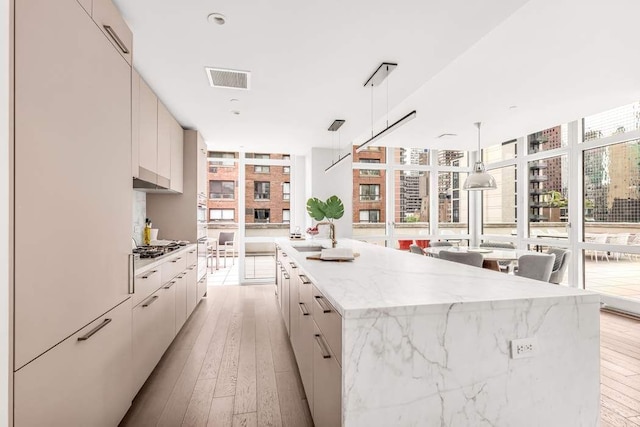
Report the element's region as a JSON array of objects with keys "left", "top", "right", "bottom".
[
  {"left": 207, "top": 13, "right": 226, "bottom": 25},
  {"left": 437, "top": 133, "right": 457, "bottom": 138},
  {"left": 230, "top": 98, "right": 239, "bottom": 103},
  {"left": 231, "top": 110, "right": 240, "bottom": 115},
  {"left": 509, "top": 105, "right": 518, "bottom": 109}
]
